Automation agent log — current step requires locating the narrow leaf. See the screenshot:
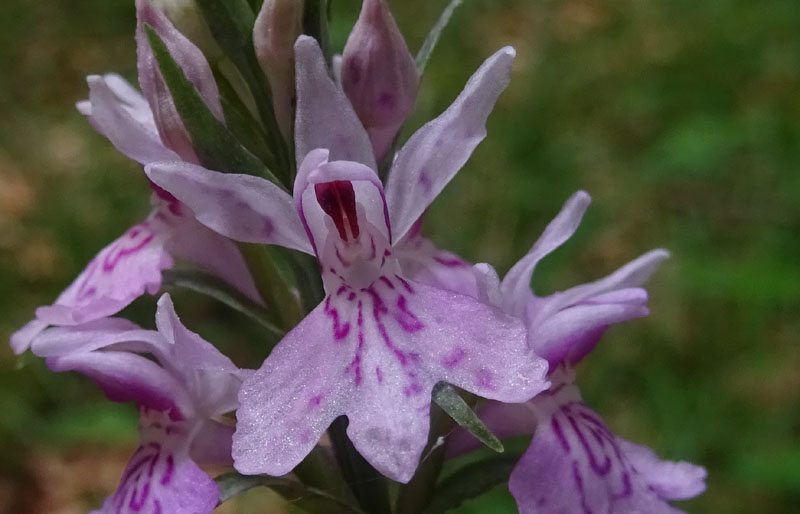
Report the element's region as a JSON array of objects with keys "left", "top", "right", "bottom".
[
  {"left": 212, "top": 65, "right": 276, "bottom": 166},
  {"left": 432, "top": 383, "right": 503, "bottom": 453},
  {"left": 303, "top": 0, "right": 333, "bottom": 65},
  {"left": 194, "top": 0, "right": 292, "bottom": 181},
  {"left": 422, "top": 455, "right": 519, "bottom": 514},
  {"left": 416, "top": 0, "right": 463, "bottom": 73},
  {"left": 216, "top": 472, "right": 365, "bottom": 514},
  {"left": 144, "top": 25, "right": 281, "bottom": 185},
  {"left": 161, "top": 268, "right": 285, "bottom": 340}
]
